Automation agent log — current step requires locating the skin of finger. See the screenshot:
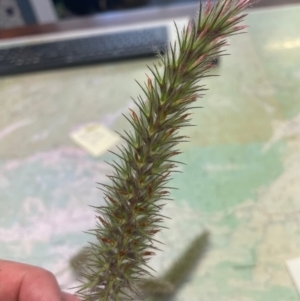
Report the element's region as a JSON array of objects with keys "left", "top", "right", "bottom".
[
  {"left": 62, "top": 291, "right": 82, "bottom": 301},
  {"left": 0, "top": 260, "right": 80, "bottom": 301}
]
